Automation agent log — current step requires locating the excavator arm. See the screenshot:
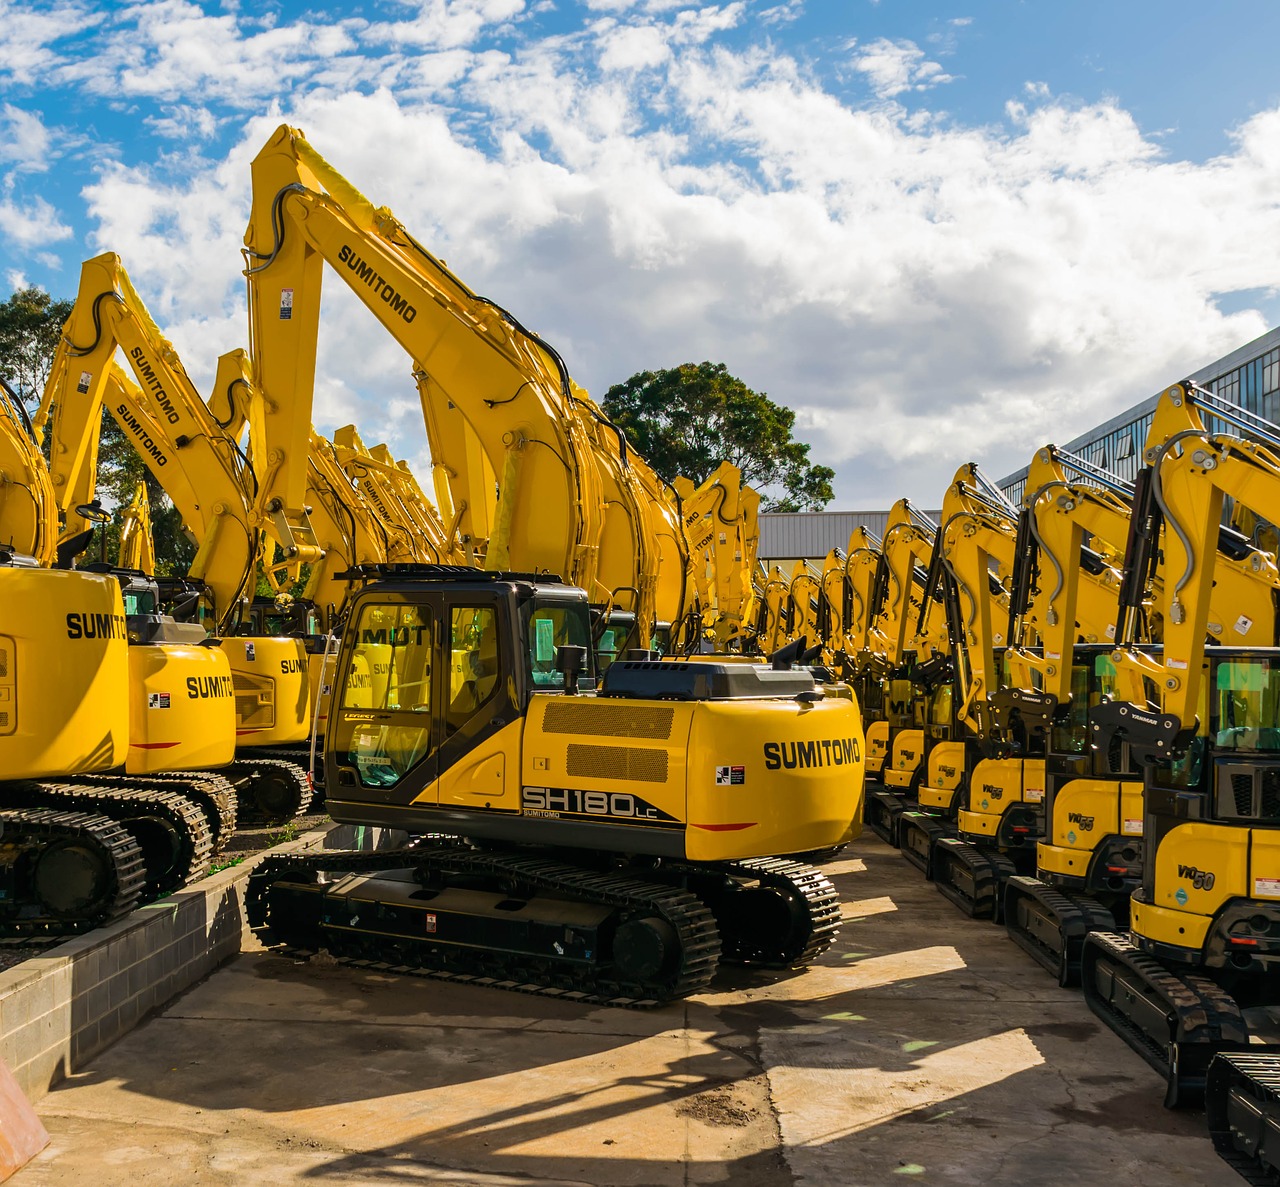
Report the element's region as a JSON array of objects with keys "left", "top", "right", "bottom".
[
  {"left": 243, "top": 125, "right": 603, "bottom": 593},
  {"left": 35, "top": 255, "right": 268, "bottom": 628},
  {"left": 0, "top": 377, "right": 56, "bottom": 564}
]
